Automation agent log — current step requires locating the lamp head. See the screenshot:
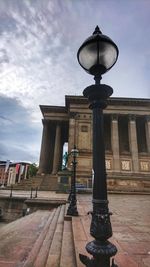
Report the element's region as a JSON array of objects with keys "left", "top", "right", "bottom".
[
  {"left": 77, "top": 26, "right": 119, "bottom": 77},
  {"left": 71, "top": 146, "right": 79, "bottom": 158}
]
